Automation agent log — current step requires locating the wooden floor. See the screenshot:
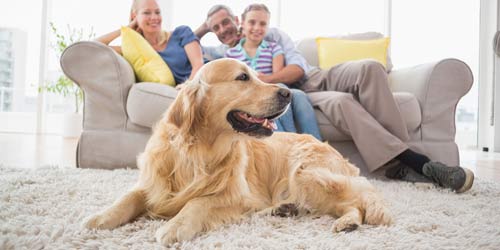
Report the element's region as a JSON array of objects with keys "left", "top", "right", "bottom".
[
  {"left": 1, "top": 132, "right": 499, "bottom": 182},
  {"left": 0, "top": 133, "right": 78, "bottom": 168}
]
